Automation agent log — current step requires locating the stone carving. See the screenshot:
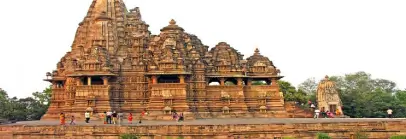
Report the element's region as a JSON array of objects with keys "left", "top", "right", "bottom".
[
  {"left": 42, "top": 0, "right": 287, "bottom": 120},
  {"left": 316, "top": 75, "right": 344, "bottom": 115}
]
